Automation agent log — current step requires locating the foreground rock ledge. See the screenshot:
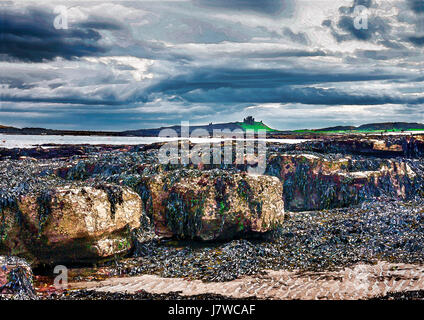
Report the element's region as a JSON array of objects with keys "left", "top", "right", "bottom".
[{"left": 1, "top": 172, "right": 286, "bottom": 263}]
